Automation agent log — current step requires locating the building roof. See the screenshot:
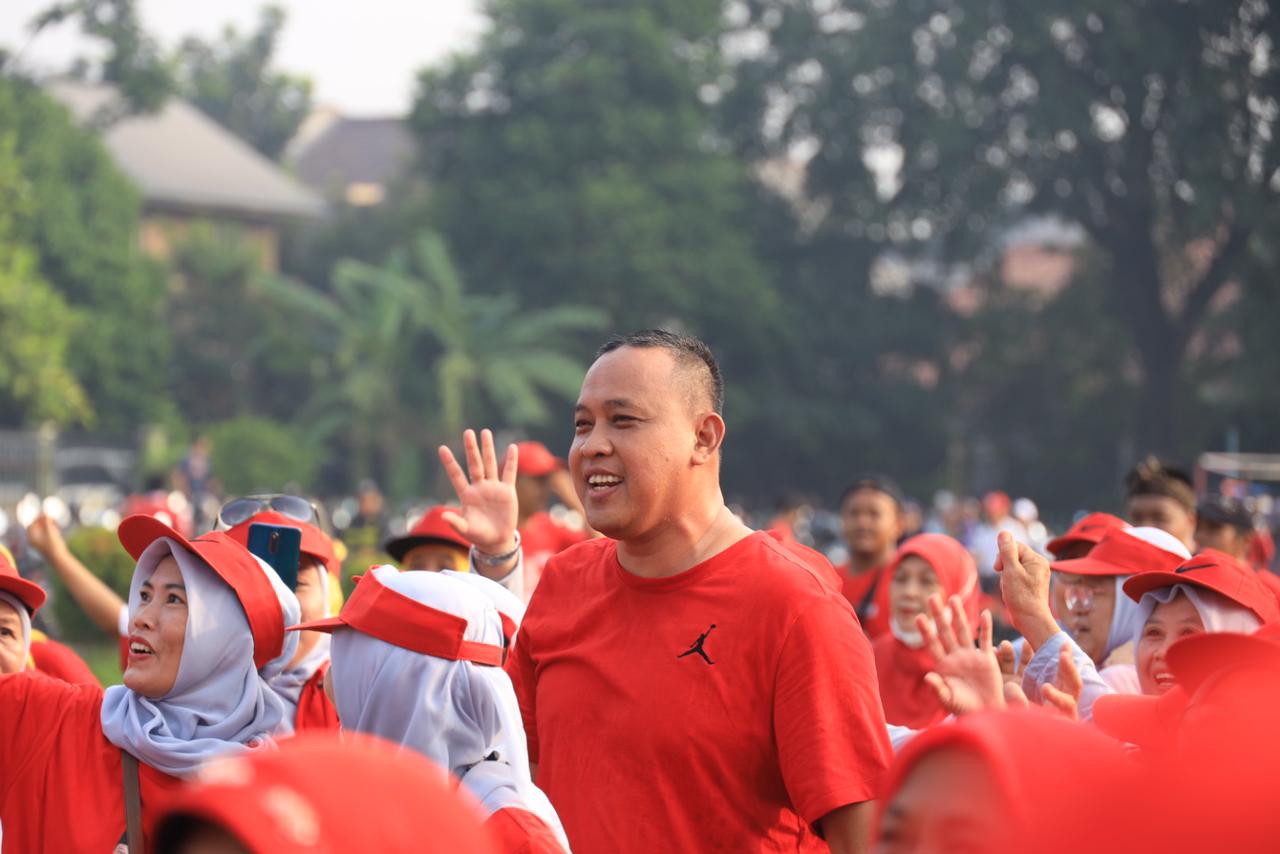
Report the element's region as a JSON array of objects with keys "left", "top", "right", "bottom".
[
  {"left": 47, "top": 80, "right": 326, "bottom": 220},
  {"left": 288, "top": 114, "right": 415, "bottom": 198}
]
